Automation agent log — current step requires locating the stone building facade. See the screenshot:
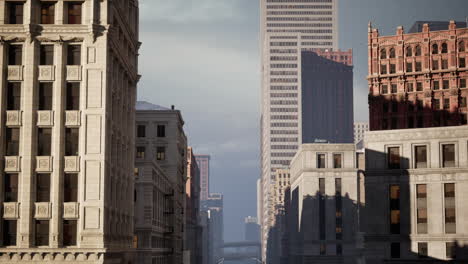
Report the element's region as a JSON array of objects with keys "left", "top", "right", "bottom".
[
  {"left": 363, "top": 125, "right": 468, "bottom": 263},
  {"left": 368, "top": 21, "right": 468, "bottom": 131},
  {"left": 0, "top": 0, "right": 139, "bottom": 263},
  {"left": 288, "top": 144, "right": 361, "bottom": 264},
  {"left": 185, "top": 147, "right": 201, "bottom": 264},
  {"left": 195, "top": 154, "right": 210, "bottom": 202},
  {"left": 135, "top": 102, "right": 187, "bottom": 264}
]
